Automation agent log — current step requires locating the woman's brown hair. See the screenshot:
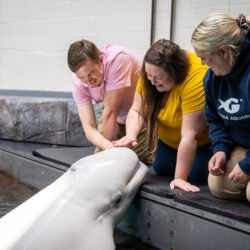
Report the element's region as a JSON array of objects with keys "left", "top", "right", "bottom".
[{"left": 140, "top": 39, "right": 189, "bottom": 154}]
